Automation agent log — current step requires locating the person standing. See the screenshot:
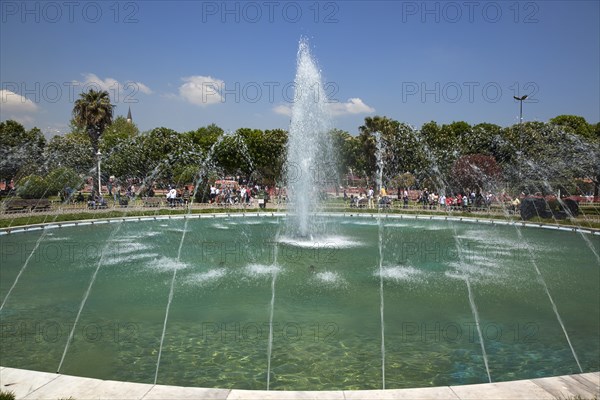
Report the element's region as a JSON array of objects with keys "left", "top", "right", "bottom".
[
  {"left": 107, "top": 177, "right": 113, "bottom": 197},
  {"left": 167, "top": 186, "right": 177, "bottom": 207},
  {"left": 367, "top": 187, "right": 374, "bottom": 209},
  {"left": 240, "top": 186, "right": 247, "bottom": 205},
  {"left": 182, "top": 186, "right": 190, "bottom": 205},
  {"left": 430, "top": 192, "right": 437, "bottom": 210}
]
